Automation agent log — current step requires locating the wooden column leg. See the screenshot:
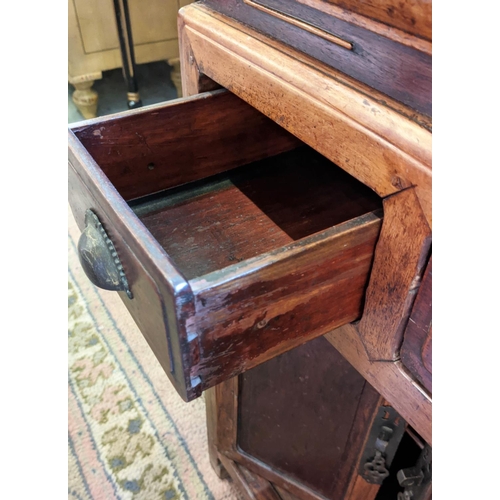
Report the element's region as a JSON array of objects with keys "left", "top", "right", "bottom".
[
  {"left": 204, "top": 387, "right": 229, "bottom": 479},
  {"left": 178, "top": 15, "right": 221, "bottom": 97},
  {"left": 167, "top": 57, "right": 183, "bottom": 97},
  {"left": 69, "top": 72, "right": 102, "bottom": 119}
]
